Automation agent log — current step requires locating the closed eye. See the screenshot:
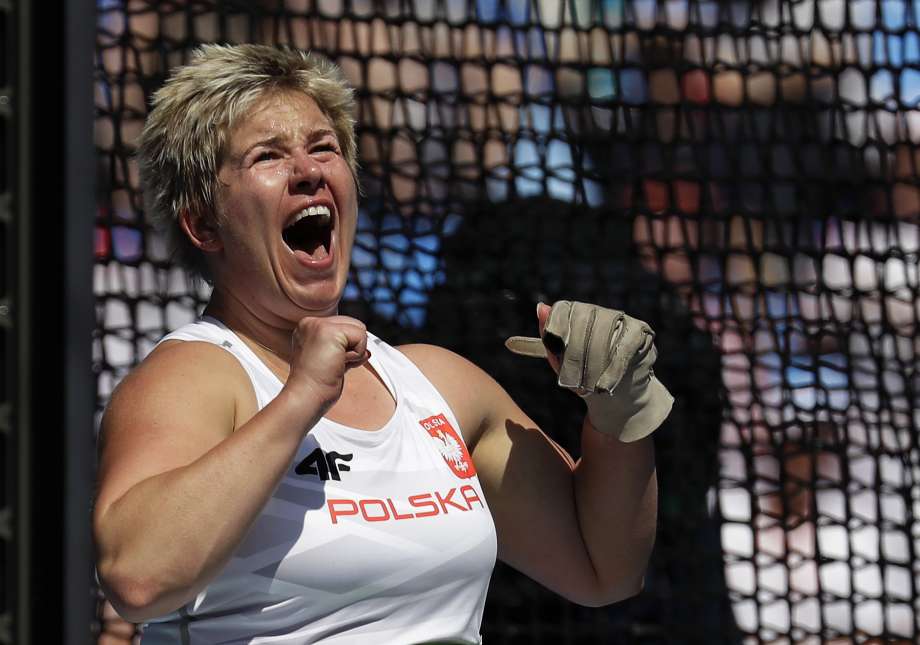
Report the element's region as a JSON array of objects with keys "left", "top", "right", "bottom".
[{"left": 254, "top": 151, "right": 280, "bottom": 162}]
